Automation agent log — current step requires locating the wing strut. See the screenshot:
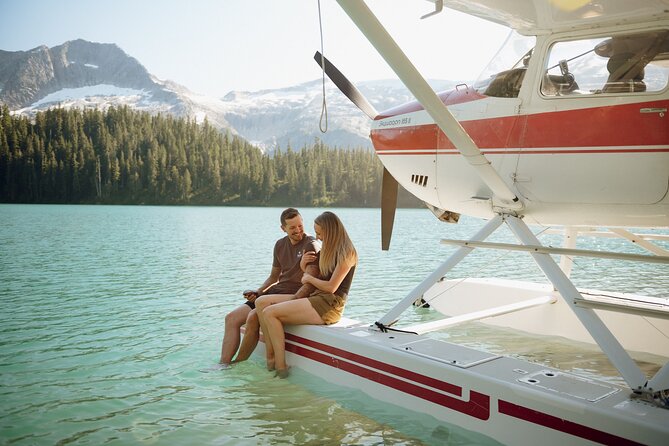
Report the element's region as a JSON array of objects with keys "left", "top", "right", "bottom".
[{"left": 336, "top": 0, "right": 522, "bottom": 209}]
